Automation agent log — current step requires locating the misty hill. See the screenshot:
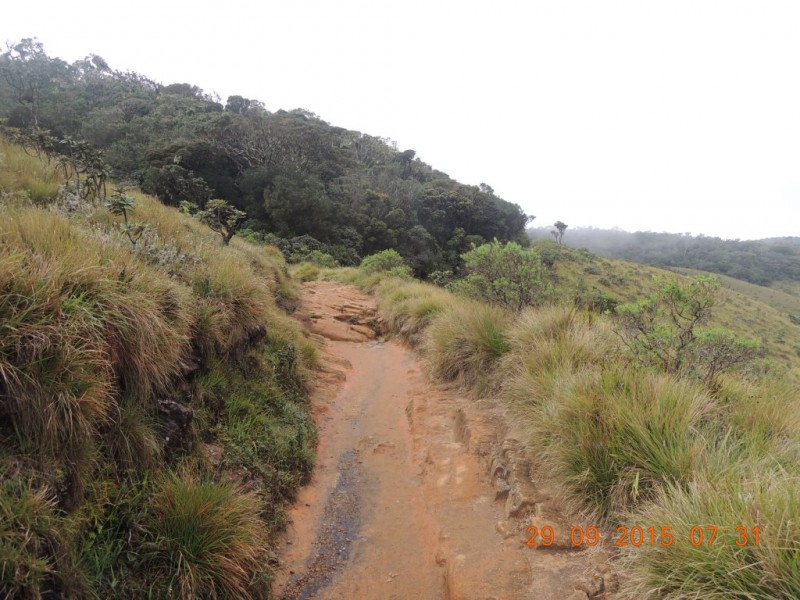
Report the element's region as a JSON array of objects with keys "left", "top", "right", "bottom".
[
  {"left": 528, "top": 226, "right": 800, "bottom": 286},
  {"left": 0, "top": 39, "right": 529, "bottom": 276}
]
